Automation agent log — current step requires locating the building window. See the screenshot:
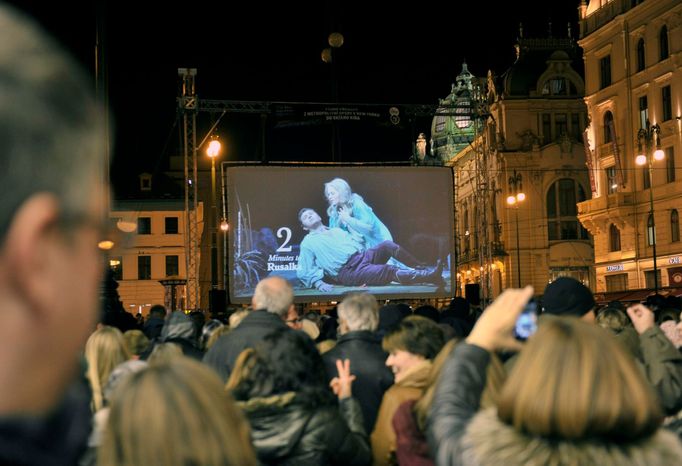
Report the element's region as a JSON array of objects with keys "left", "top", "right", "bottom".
[
  {"left": 636, "top": 38, "right": 645, "bottom": 72},
  {"left": 659, "top": 25, "right": 669, "bottom": 61},
  {"left": 607, "top": 166, "right": 618, "bottom": 194},
  {"left": 599, "top": 55, "right": 611, "bottom": 89},
  {"left": 165, "top": 255, "right": 179, "bottom": 277},
  {"left": 666, "top": 147, "right": 676, "bottom": 183},
  {"left": 138, "top": 256, "right": 151, "bottom": 280},
  {"left": 609, "top": 224, "right": 621, "bottom": 252},
  {"left": 434, "top": 115, "right": 446, "bottom": 132},
  {"left": 571, "top": 113, "right": 581, "bottom": 140},
  {"left": 672, "top": 210, "right": 680, "bottom": 243},
  {"left": 638, "top": 96, "right": 648, "bottom": 130},
  {"left": 109, "top": 256, "right": 123, "bottom": 281},
  {"left": 661, "top": 86, "right": 672, "bottom": 122},
  {"left": 603, "top": 111, "right": 613, "bottom": 144},
  {"left": 605, "top": 273, "right": 628, "bottom": 292},
  {"left": 547, "top": 179, "right": 589, "bottom": 241},
  {"left": 647, "top": 214, "right": 656, "bottom": 246},
  {"left": 645, "top": 270, "right": 662, "bottom": 289},
  {"left": 643, "top": 165, "right": 651, "bottom": 189},
  {"left": 165, "top": 217, "right": 179, "bottom": 234},
  {"left": 555, "top": 113, "right": 567, "bottom": 138},
  {"left": 138, "top": 217, "right": 151, "bottom": 235},
  {"left": 542, "top": 113, "right": 552, "bottom": 144}
]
